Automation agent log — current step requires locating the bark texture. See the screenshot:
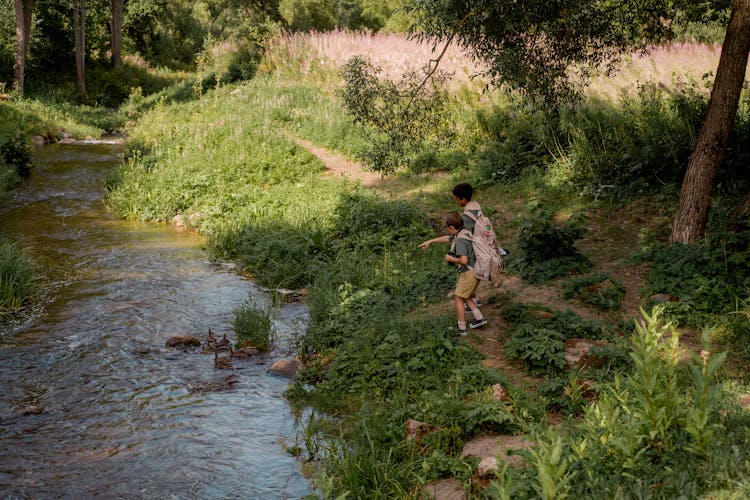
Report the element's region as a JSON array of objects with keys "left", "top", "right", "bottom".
[
  {"left": 671, "top": 0, "right": 750, "bottom": 243},
  {"left": 109, "top": 0, "right": 123, "bottom": 69},
  {"left": 12, "top": 0, "right": 35, "bottom": 95},
  {"left": 73, "top": 0, "right": 87, "bottom": 96}
]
